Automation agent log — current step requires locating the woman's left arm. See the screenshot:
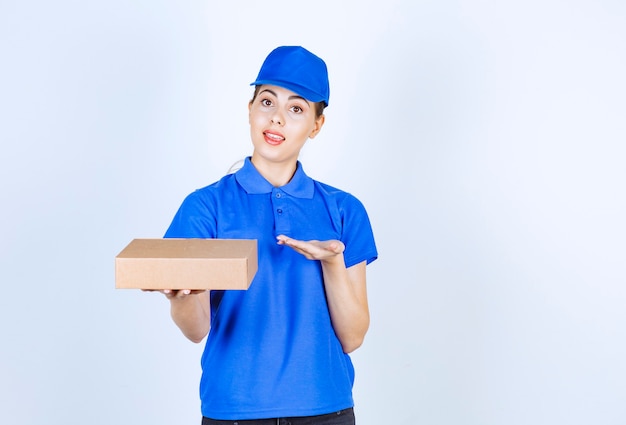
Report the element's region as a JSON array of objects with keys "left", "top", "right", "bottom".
[{"left": 276, "top": 235, "right": 369, "bottom": 354}]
